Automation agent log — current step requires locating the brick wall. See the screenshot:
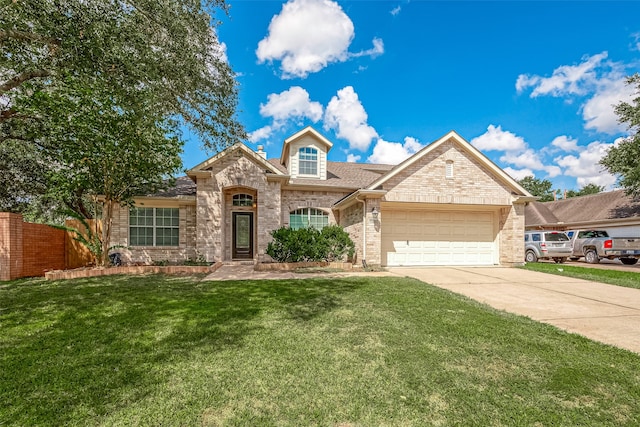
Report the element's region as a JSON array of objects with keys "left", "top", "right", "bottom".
[{"left": 0, "top": 213, "right": 66, "bottom": 281}]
